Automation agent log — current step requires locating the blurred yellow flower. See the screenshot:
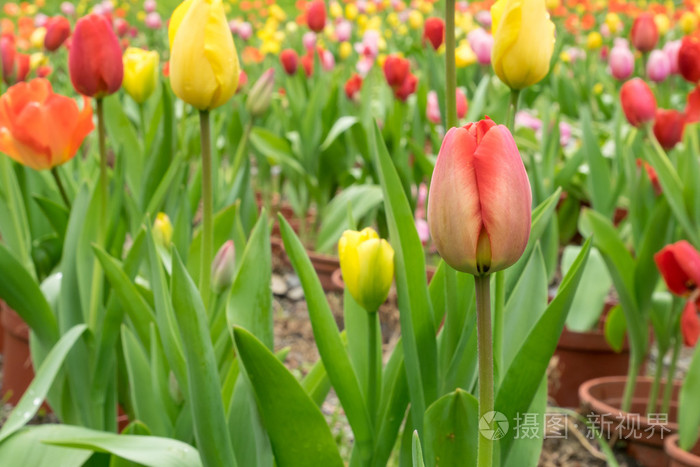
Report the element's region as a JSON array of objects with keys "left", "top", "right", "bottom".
[
  {"left": 605, "top": 12, "right": 622, "bottom": 34},
  {"left": 387, "top": 12, "right": 399, "bottom": 28},
  {"left": 30, "top": 27, "right": 46, "bottom": 49},
  {"left": 680, "top": 11, "right": 697, "bottom": 35},
  {"left": 455, "top": 41, "right": 477, "bottom": 67},
  {"left": 418, "top": 1, "right": 433, "bottom": 14},
  {"left": 339, "top": 41, "right": 352, "bottom": 59},
  {"left": 329, "top": 1, "right": 342, "bottom": 18},
  {"left": 137, "top": 10, "right": 146, "bottom": 21},
  {"left": 559, "top": 50, "right": 571, "bottom": 63},
  {"left": 153, "top": 213, "right": 173, "bottom": 248},
  {"left": 654, "top": 14, "right": 670, "bottom": 36},
  {"left": 408, "top": 10, "right": 424, "bottom": 29},
  {"left": 269, "top": 4, "right": 286, "bottom": 21},
  {"left": 345, "top": 3, "right": 358, "bottom": 20},
  {"left": 593, "top": 83, "right": 603, "bottom": 95},
  {"left": 397, "top": 24, "right": 408, "bottom": 35},
  {"left": 29, "top": 52, "right": 46, "bottom": 70},
  {"left": 586, "top": 31, "right": 602, "bottom": 50},
  {"left": 545, "top": 0, "right": 560, "bottom": 9},
  {"left": 365, "top": 2, "right": 376, "bottom": 14},
  {"left": 377, "top": 53, "right": 387, "bottom": 67}
]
